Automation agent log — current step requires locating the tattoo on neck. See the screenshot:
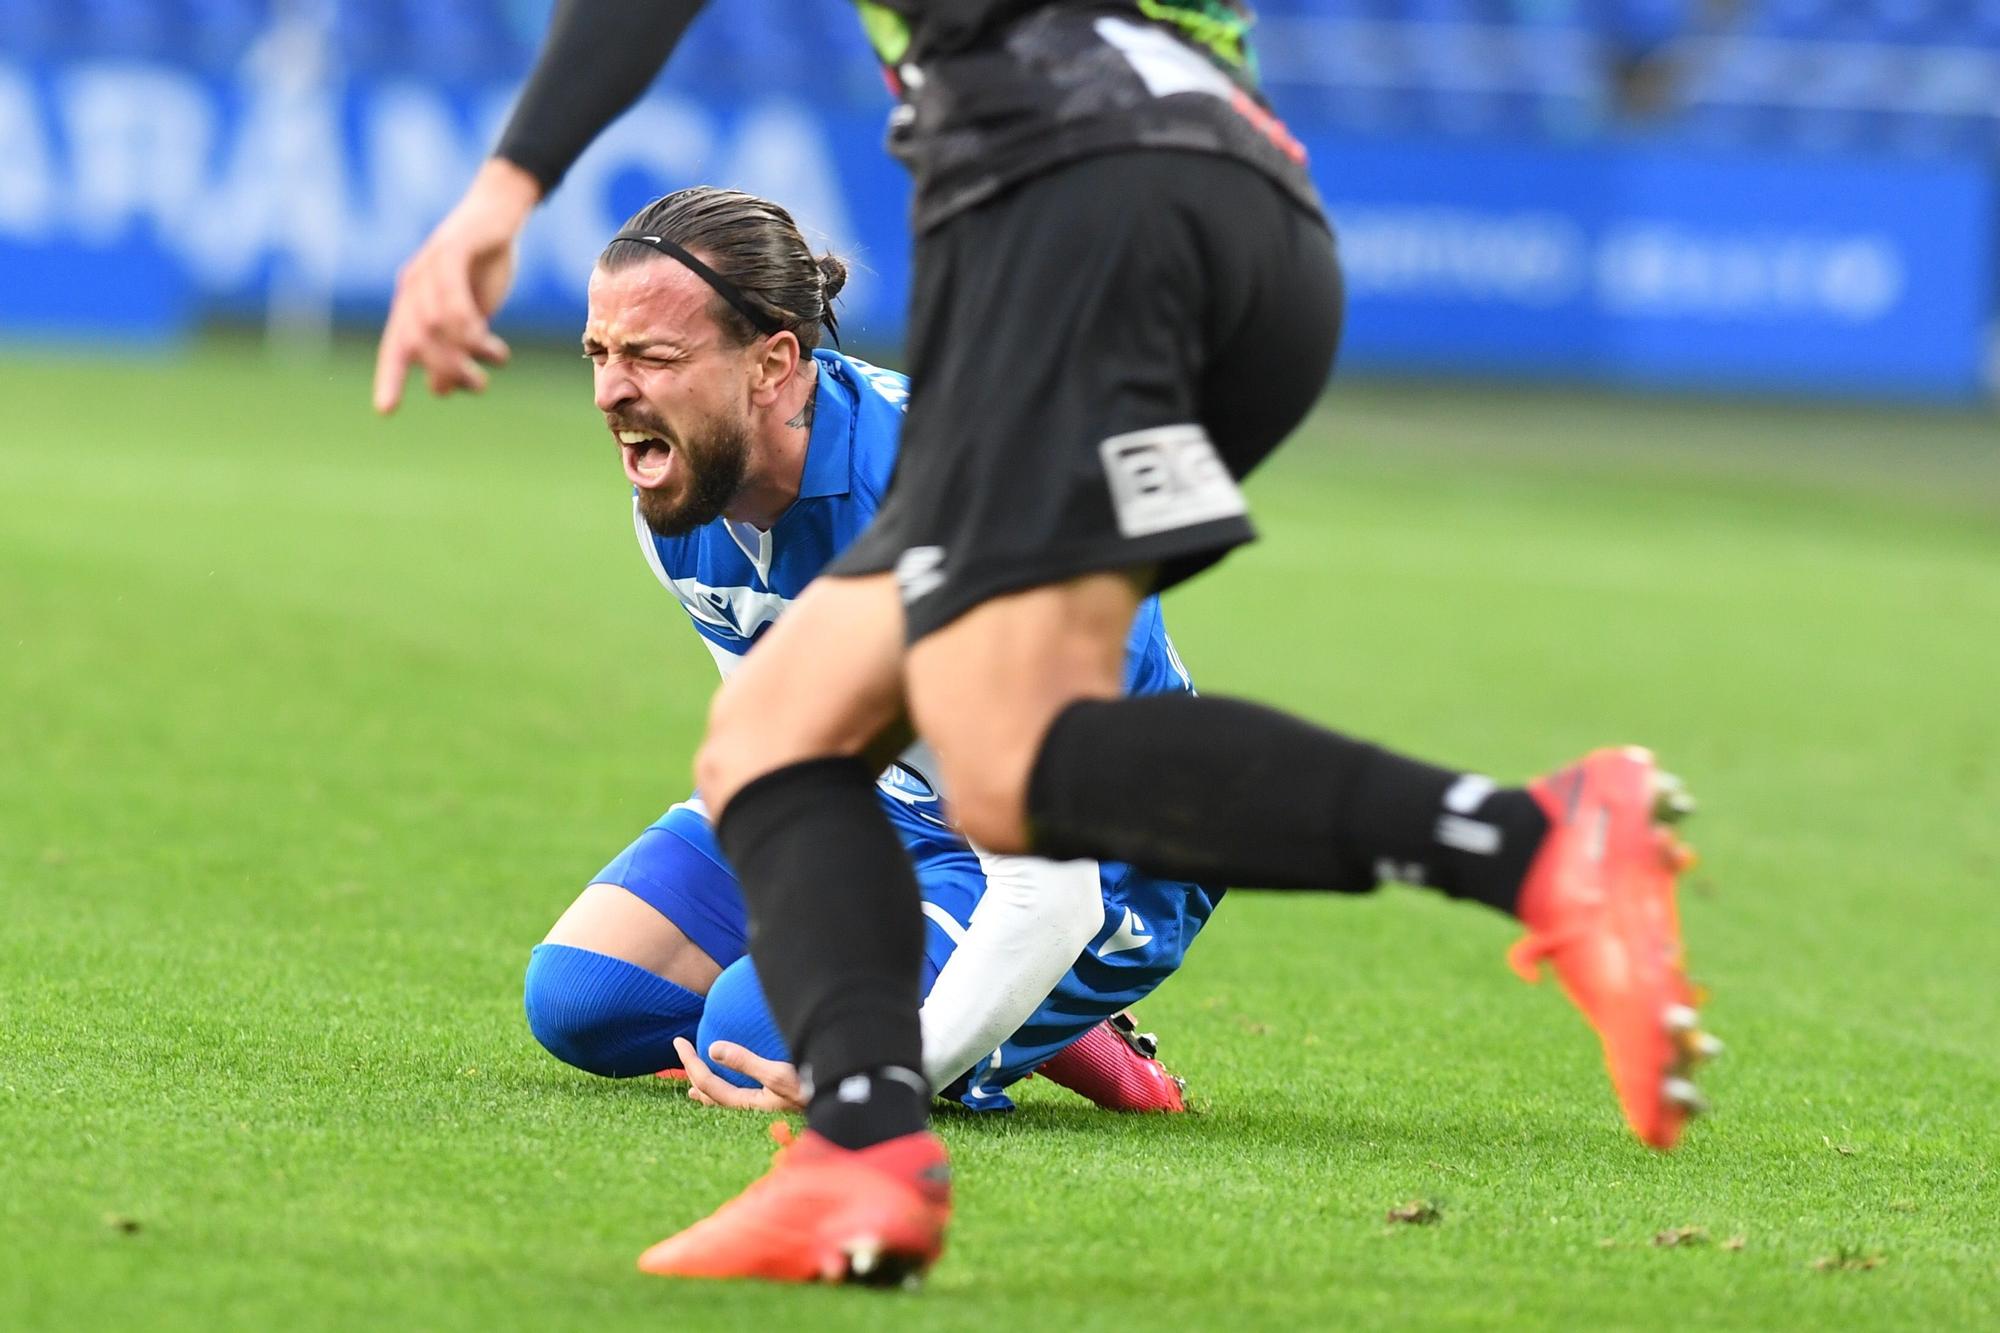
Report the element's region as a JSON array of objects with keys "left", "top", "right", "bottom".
[{"left": 785, "top": 388, "right": 816, "bottom": 432}]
